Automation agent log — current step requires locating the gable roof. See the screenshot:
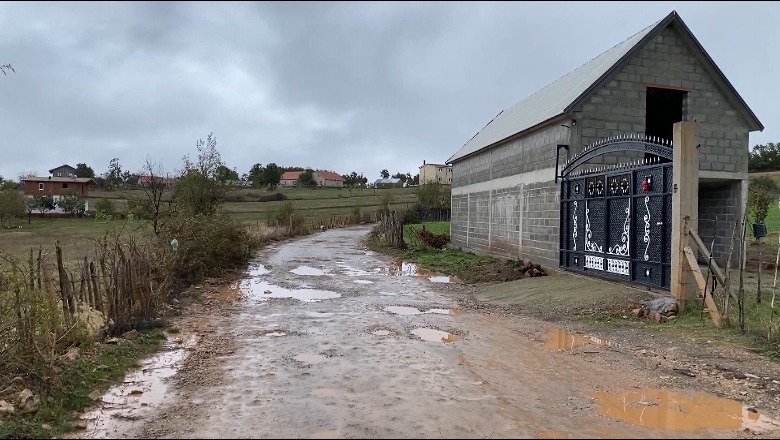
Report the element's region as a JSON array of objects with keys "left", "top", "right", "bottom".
[
  {"left": 280, "top": 171, "right": 303, "bottom": 180},
  {"left": 49, "top": 164, "right": 76, "bottom": 174},
  {"left": 316, "top": 170, "right": 345, "bottom": 181},
  {"left": 447, "top": 10, "right": 763, "bottom": 164}
]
